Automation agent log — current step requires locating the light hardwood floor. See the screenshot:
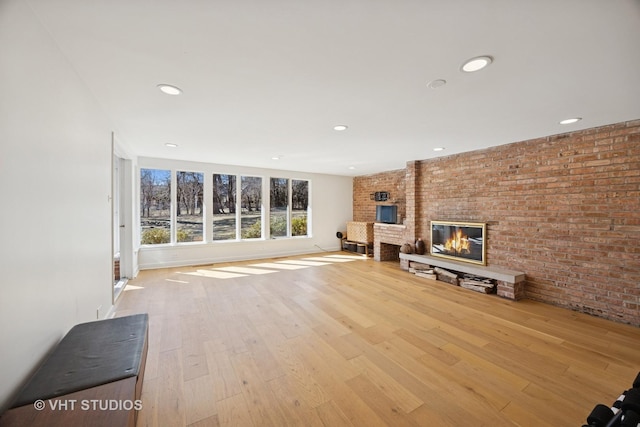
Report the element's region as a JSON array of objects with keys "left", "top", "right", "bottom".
[{"left": 113, "top": 252, "right": 640, "bottom": 426}]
